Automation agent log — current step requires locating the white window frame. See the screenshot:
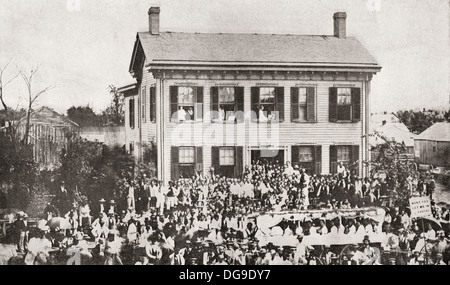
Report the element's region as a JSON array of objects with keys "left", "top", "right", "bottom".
[{"left": 179, "top": 146, "right": 195, "bottom": 164}]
